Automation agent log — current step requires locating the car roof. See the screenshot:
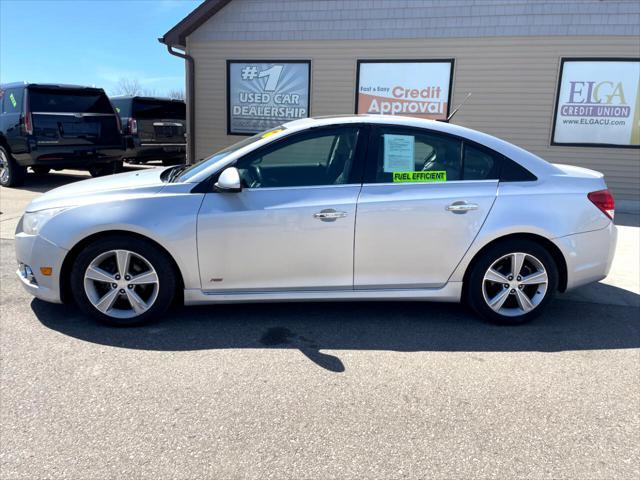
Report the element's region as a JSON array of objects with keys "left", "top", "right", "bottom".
[
  {"left": 0, "top": 82, "right": 105, "bottom": 91},
  {"left": 109, "top": 95, "right": 184, "bottom": 103}
]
